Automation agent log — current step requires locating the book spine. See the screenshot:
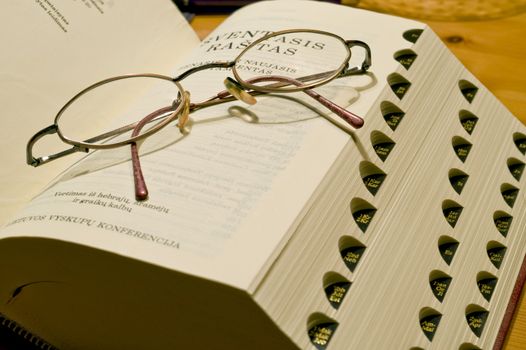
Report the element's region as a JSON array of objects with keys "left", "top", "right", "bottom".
[
  {"left": 0, "top": 313, "right": 58, "bottom": 350},
  {"left": 493, "top": 252, "right": 526, "bottom": 350}
]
